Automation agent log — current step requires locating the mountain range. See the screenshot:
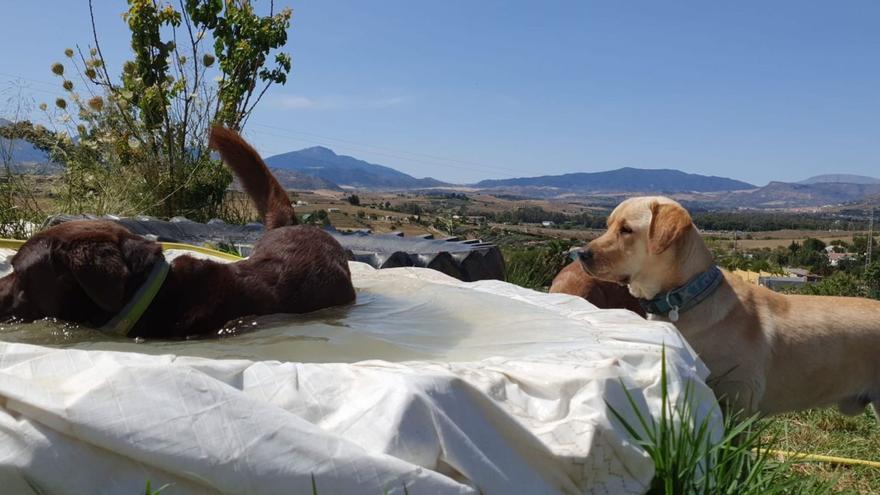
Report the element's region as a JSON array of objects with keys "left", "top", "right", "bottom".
[
  {"left": 234, "top": 168, "right": 343, "bottom": 192},
  {"left": 264, "top": 146, "right": 447, "bottom": 190},
  {"left": 0, "top": 118, "right": 60, "bottom": 173},
  {"left": 798, "top": 174, "right": 880, "bottom": 185},
  {"left": 709, "top": 181, "right": 880, "bottom": 209},
  {"left": 3, "top": 124, "right": 880, "bottom": 209},
  {"left": 475, "top": 167, "right": 755, "bottom": 193}
]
